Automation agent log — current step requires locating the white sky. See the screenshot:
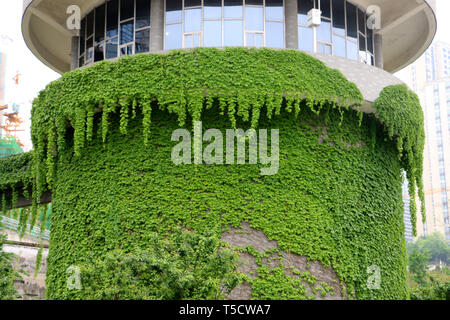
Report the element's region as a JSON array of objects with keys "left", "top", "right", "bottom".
[{"left": 0, "top": 0, "right": 449, "bottom": 151}]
